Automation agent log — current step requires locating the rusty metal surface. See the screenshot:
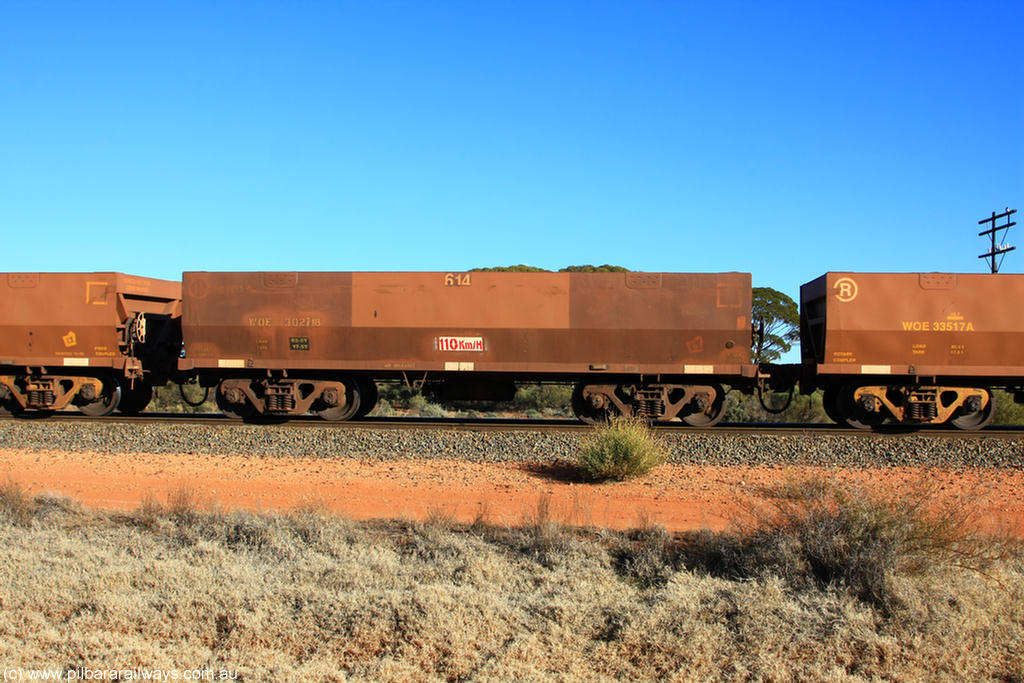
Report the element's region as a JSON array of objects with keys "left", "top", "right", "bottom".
[
  {"left": 801, "top": 272, "right": 1024, "bottom": 378},
  {"left": 181, "top": 271, "right": 754, "bottom": 377},
  {"left": 0, "top": 273, "right": 181, "bottom": 370}
]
